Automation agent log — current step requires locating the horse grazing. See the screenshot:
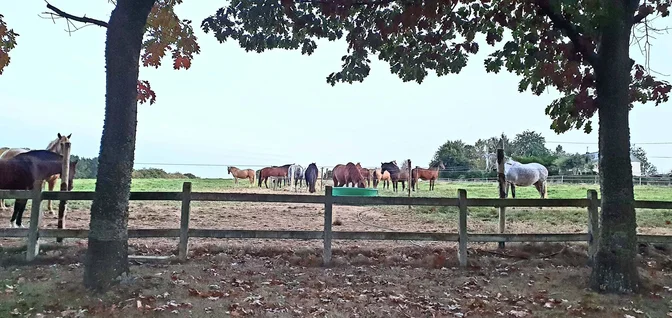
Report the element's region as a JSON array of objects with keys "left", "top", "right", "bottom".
[
  {"left": 0, "top": 150, "right": 78, "bottom": 228},
  {"left": 258, "top": 164, "right": 291, "bottom": 189},
  {"left": 504, "top": 160, "right": 548, "bottom": 199},
  {"left": 412, "top": 162, "right": 446, "bottom": 191},
  {"left": 332, "top": 162, "right": 367, "bottom": 188},
  {"left": 355, "top": 163, "right": 372, "bottom": 188},
  {"left": 288, "top": 164, "right": 305, "bottom": 190},
  {"left": 304, "top": 163, "right": 319, "bottom": 193},
  {"left": 0, "top": 133, "right": 71, "bottom": 213},
  {"left": 227, "top": 166, "right": 255, "bottom": 186}
]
